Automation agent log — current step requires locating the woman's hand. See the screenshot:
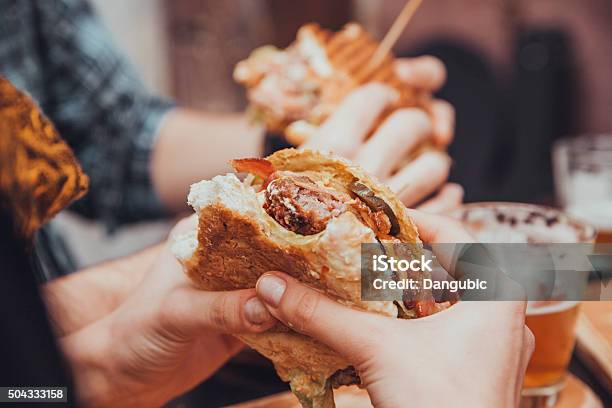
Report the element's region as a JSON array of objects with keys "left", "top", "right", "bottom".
[
  {"left": 303, "top": 56, "right": 462, "bottom": 213},
  {"left": 254, "top": 211, "right": 534, "bottom": 408},
  {"left": 60, "top": 216, "right": 276, "bottom": 408}
]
